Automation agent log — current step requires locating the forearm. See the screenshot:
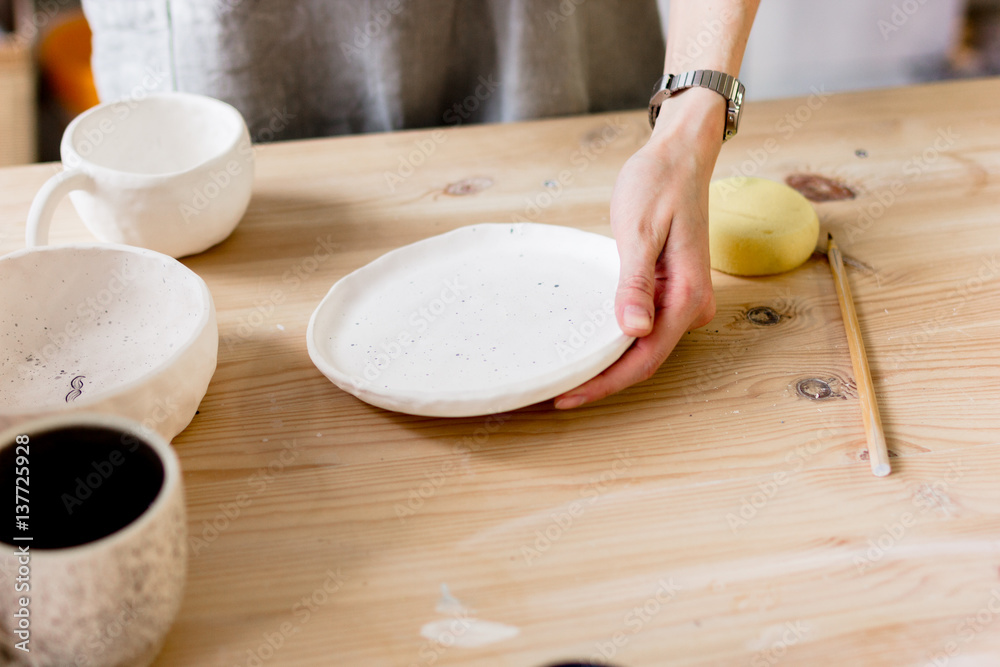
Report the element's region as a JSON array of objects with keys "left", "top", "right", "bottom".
[
  {"left": 665, "top": 0, "right": 760, "bottom": 77},
  {"left": 559, "top": 2, "right": 760, "bottom": 408},
  {"left": 652, "top": 0, "right": 760, "bottom": 149}
]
